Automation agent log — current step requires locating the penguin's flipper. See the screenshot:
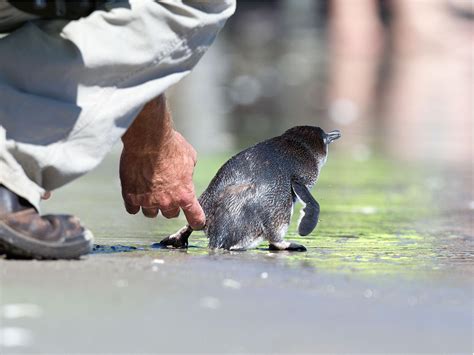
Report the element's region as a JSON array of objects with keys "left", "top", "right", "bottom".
[{"left": 291, "top": 180, "right": 320, "bottom": 236}]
